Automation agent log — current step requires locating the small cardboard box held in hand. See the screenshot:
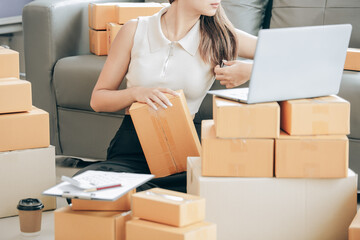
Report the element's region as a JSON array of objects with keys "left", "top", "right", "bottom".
[
  {"left": 55, "top": 206, "right": 131, "bottom": 240},
  {"left": 132, "top": 188, "right": 205, "bottom": 227},
  {"left": 126, "top": 219, "right": 216, "bottom": 240},
  {"left": 129, "top": 90, "right": 201, "bottom": 178},
  {"left": 0, "top": 78, "right": 32, "bottom": 114},
  {"left": 280, "top": 95, "right": 350, "bottom": 136},
  {"left": 201, "top": 120, "right": 274, "bottom": 177},
  {"left": 213, "top": 96, "right": 280, "bottom": 138}
]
